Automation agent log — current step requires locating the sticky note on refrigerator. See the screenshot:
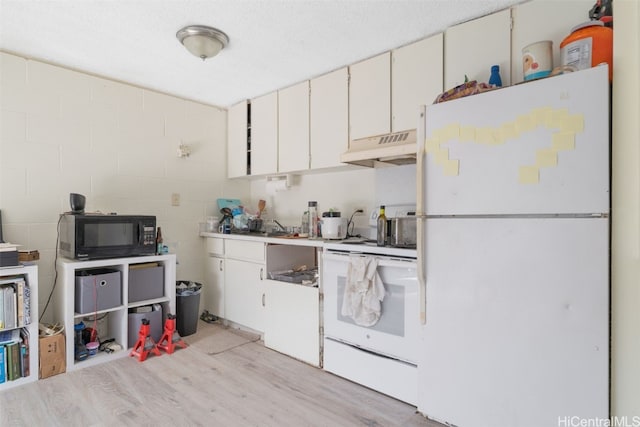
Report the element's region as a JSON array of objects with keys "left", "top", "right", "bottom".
[
  {"left": 536, "top": 149, "right": 558, "bottom": 167},
  {"left": 547, "top": 109, "right": 569, "bottom": 129},
  {"left": 476, "top": 127, "right": 495, "bottom": 144},
  {"left": 443, "top": 123, "right": 460, "bottom": 141},
  {"left": 519, "top": 166, "right": 539, "bottom": 184},
  {"left": 552, "top": 132, "right": 576, "bottom": 151},
  {"left": 500, "top": 122, "right": 517, "bottom": 141},
  {"left": 562, "top": 114, "right": 585, "bottom": 133},
  {"left": 516, "top": 115, "right": 535, "bottom": 133},
  {"left": 532, "top": 107, "right": 552, "bottom": 126},
  {"left": 459, "top": 126, "right": 475, "bottom": 142},
  {"left": 434, "top": 148, "right": 449, "bottom": 165},
  {"left": 443, "top": 159, "right": 459, "bottom": 176}
]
